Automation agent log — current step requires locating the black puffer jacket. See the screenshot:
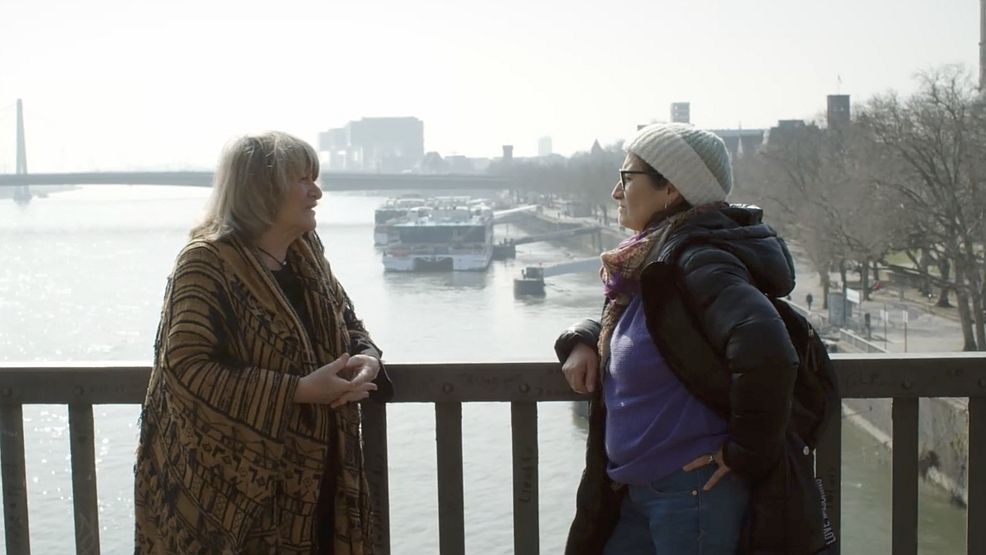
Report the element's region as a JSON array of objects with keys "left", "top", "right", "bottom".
[{"left": 556, "top": 205, "right": 829, "bottom": 554}]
